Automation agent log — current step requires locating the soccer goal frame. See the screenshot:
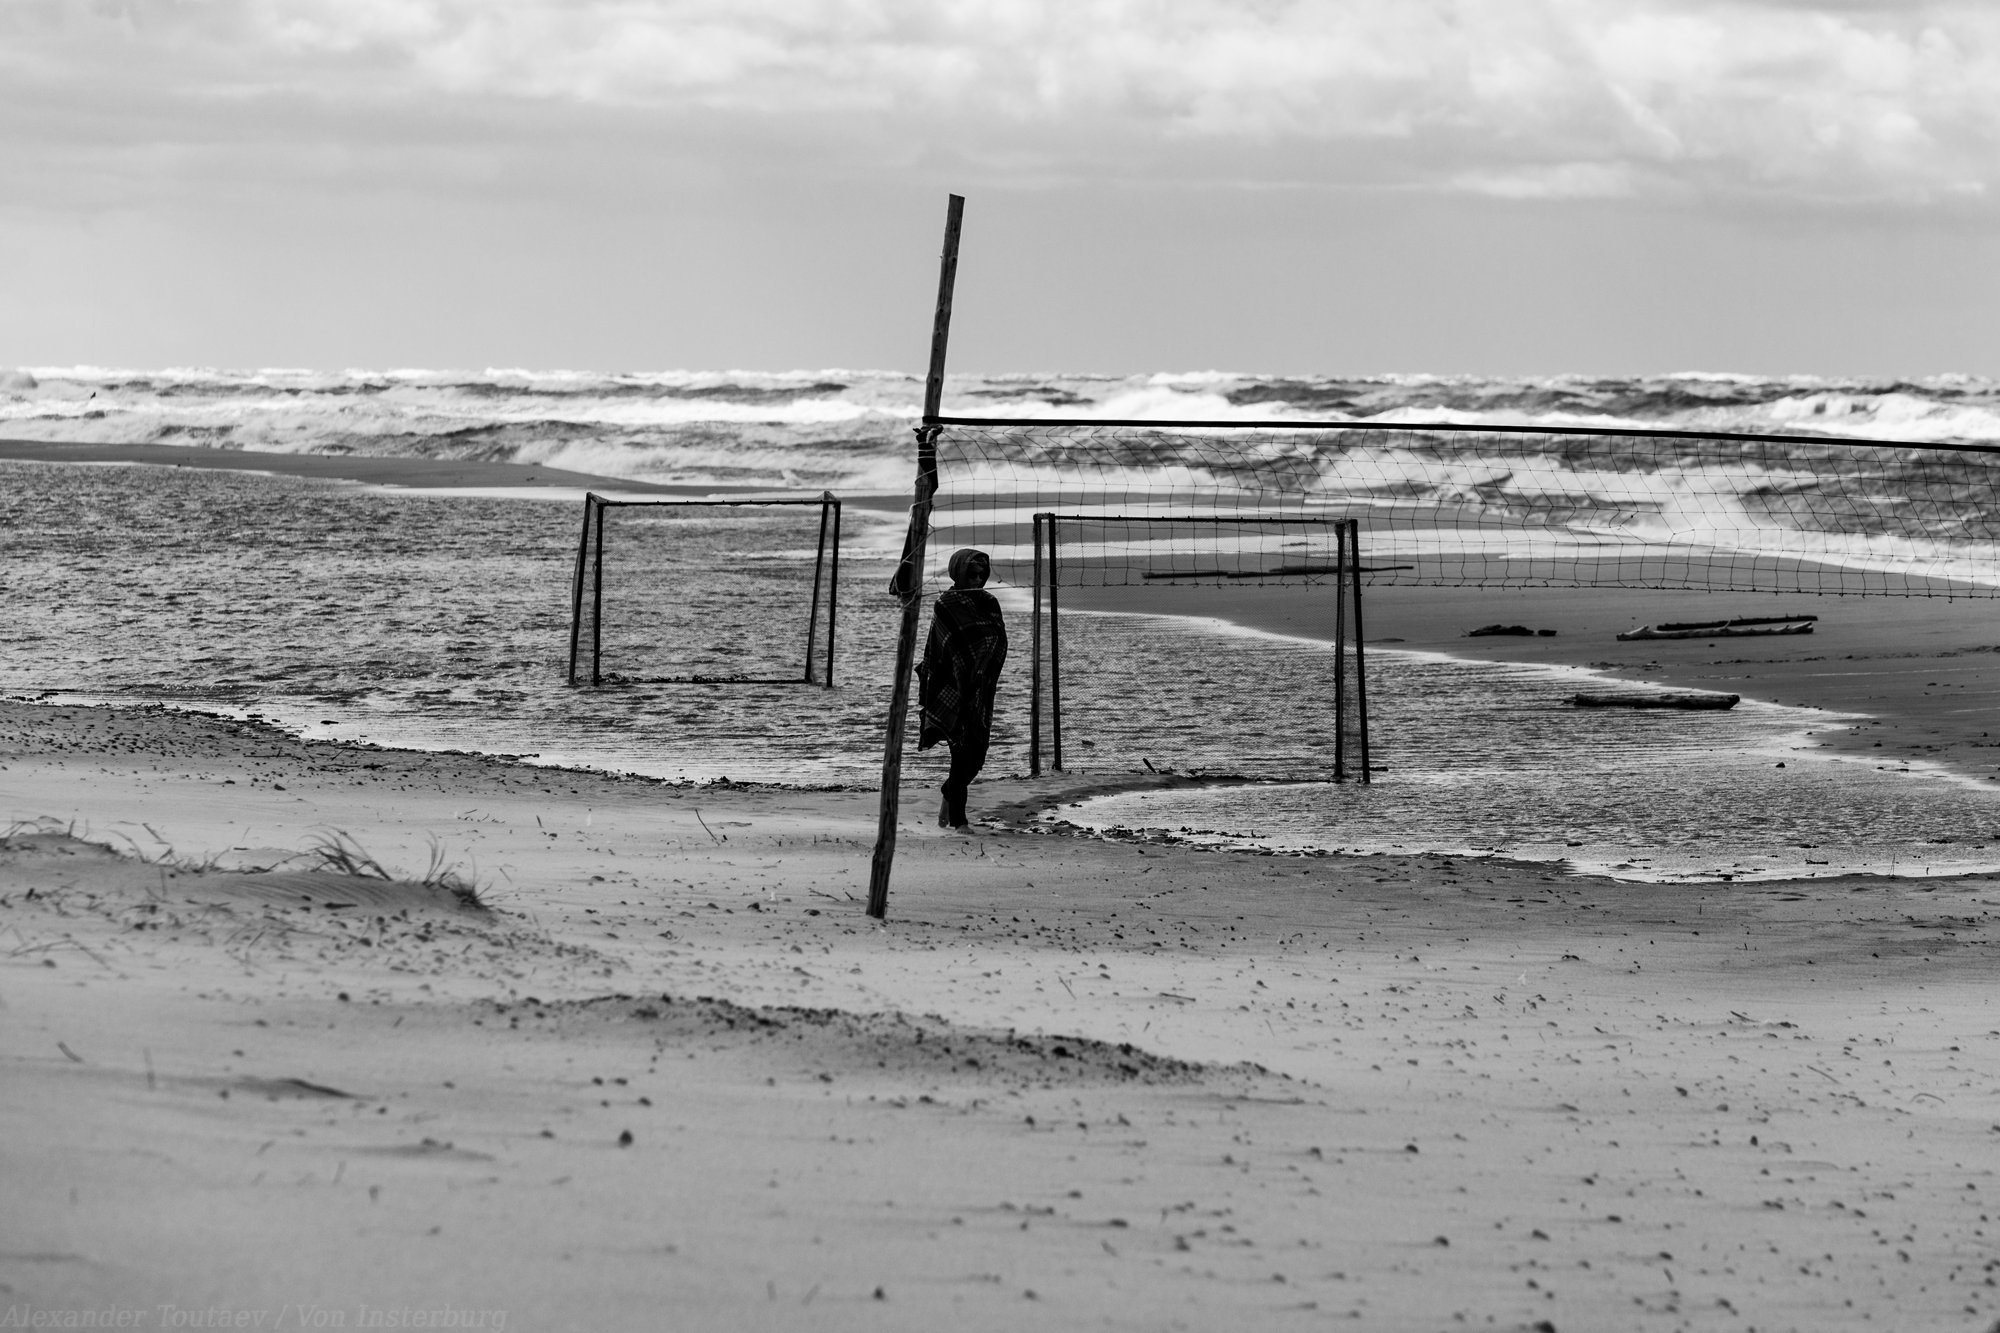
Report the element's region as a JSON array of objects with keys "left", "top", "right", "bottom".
[
  {"left": 566, "top": 491, "right": 842, "bottom": 688},
  {"left": 1028, "top": 512, "right": 1371, "bottom": 782}
]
